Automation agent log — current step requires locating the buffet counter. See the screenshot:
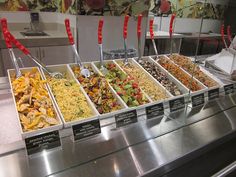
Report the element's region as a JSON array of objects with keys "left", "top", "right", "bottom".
[
  {"left": 0, "top": 54, "right": 236, "bottom": 177},
  {"left": 0, "top": 90, "right": 235, "bottom": 177}
]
